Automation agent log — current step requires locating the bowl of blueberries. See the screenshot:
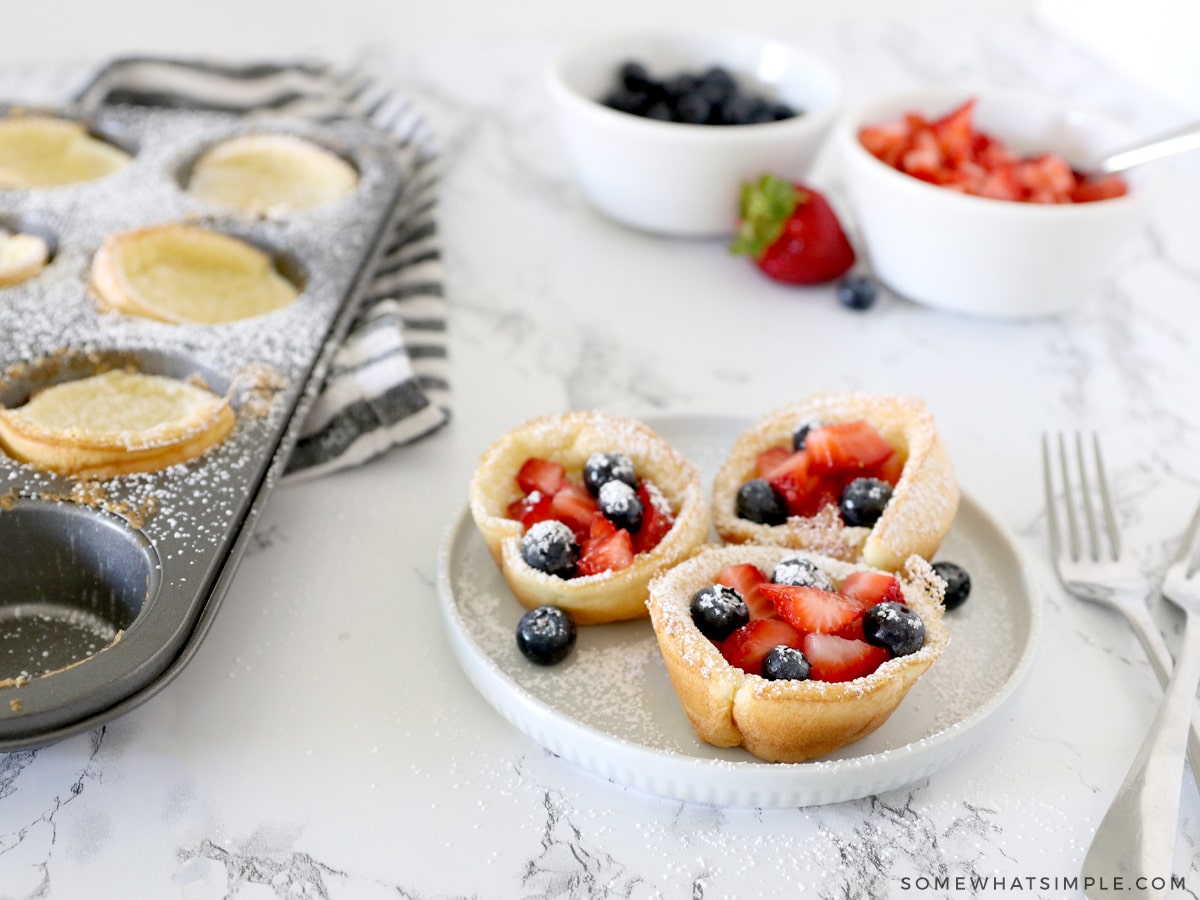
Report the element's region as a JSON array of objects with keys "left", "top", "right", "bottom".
[{"left": 547, "top": 31, "right": 842, "bottom": 236}]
